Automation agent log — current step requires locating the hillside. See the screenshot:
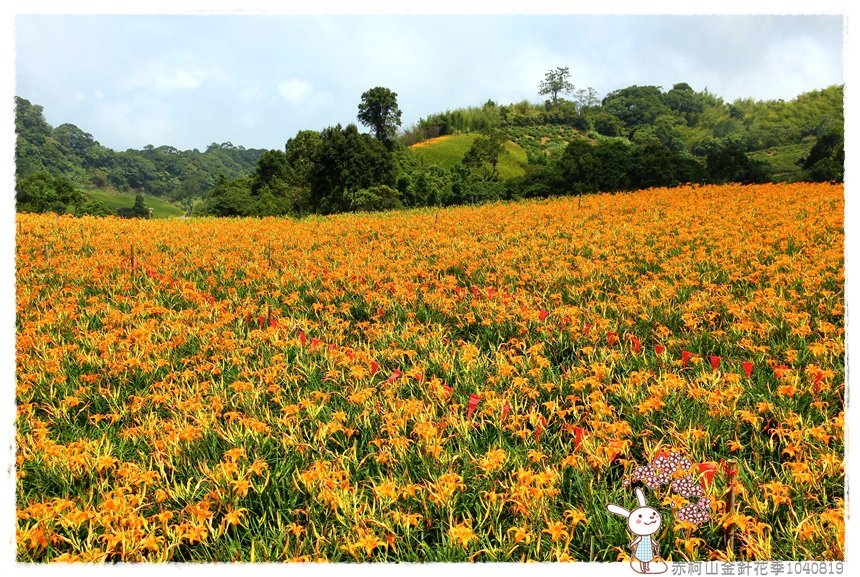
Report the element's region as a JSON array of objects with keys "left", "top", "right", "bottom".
[
  {"left": 83, "top": 189, "right": 186, "bottom": 218},
  {"left": 16, "top": 83, "right": 843, "bottom": 219},
  {"left": 15, "top": 96, "right": 266, "bottom": 202},
  {"left": 749, "top": 142, "right": 814, "bottom": 182},
  {"left": 402, "top": 84, "right": 843, "bottom": 183},
  {"left": 409, "top": 134, "right": 528, "bottom": 178},
  {"left": 505, "top": 124, "right": 589, "bottom": 162}
]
